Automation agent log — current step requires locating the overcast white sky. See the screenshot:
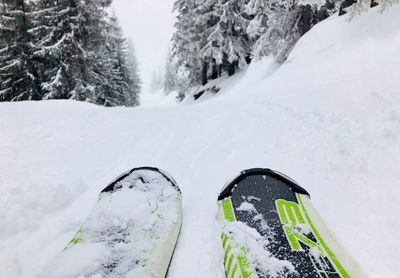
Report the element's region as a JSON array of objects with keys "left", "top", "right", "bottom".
[{"left": 112, "top": 0, "right": 176, "bottom": 92}]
